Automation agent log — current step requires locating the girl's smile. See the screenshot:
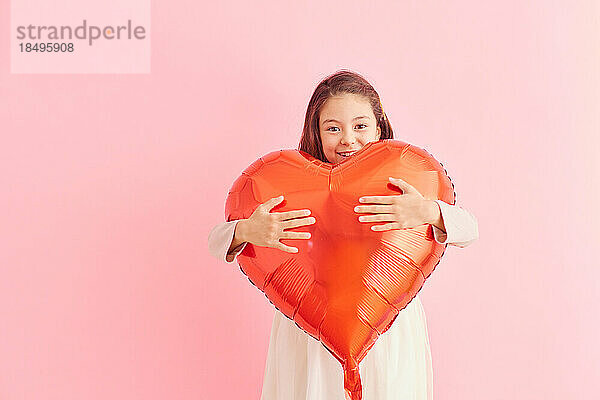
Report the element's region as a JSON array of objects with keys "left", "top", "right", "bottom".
[{"left": 319, "top": 93, "right": 381, "bottom": 164}]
